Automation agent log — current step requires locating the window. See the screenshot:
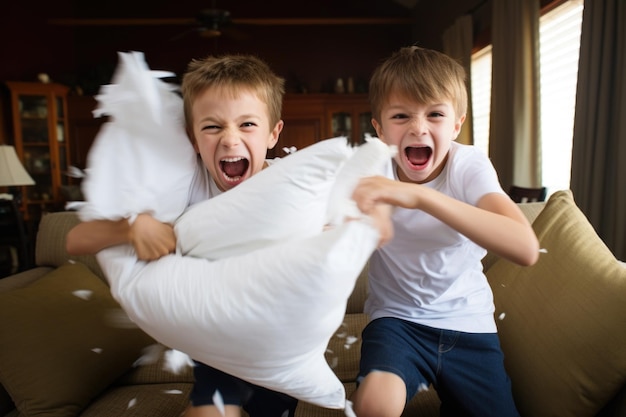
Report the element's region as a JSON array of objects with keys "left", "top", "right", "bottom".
[{"left": 470, "top": 0, "right": 584, "bottom": 195}]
